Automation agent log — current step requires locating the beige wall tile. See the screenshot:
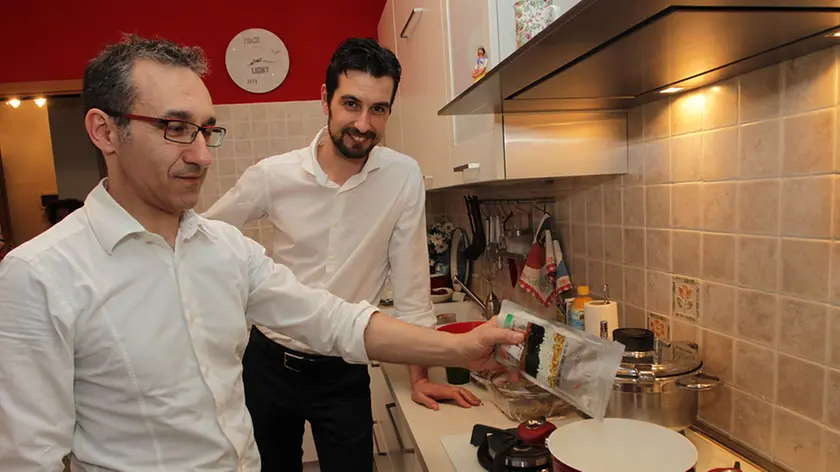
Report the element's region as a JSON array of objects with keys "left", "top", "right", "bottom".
[
  {"left": 230, "top": 105, "right": 251, "bottom": 121},
  {"left": 645, "top": 139, "right": 671, "bottom": 184},
  {"left": 624, "top": 266, "right": 646, "bottom": 309},
  {"left": 700, "top": 383, "right": 733, "bottom": 433},
  {"left": 702, "top": 182, "right": 737, "bottom": 231},
  {"left": 826, "top": 369, "right": 840, "bottom": 429},
  {"left": 773, "top": 407, "right": 824, "bottom": 472},
  {"left": 737, "top": 236, "right": 779, "bottom": 291},
  {"left": 782, "top": 108, "right": 835, "bottom": 176},
  {"left": 624, "top": 304, "right": 646, "bottom": 328},
  {"left": 647, "top": 270, "right": 672, "bottom": 315},
  {"left": 702, "top": 282, "right": 737, "bottom": 334},
  {"left": 776, "top": 354, "right": 825, "bottom": 421},
  {"left": 671, "top": 319, "right": 698, "bottom": 343},
  {"left": 703, "top": 79, "right": 739, "bottom": 130},
  {"left": 217, "top": 158, "right": 236, "bottom": 177},
  {"left": 605, "top": 262, "right": 624, "bottom": 301},
  {"left": 733, "top": 389, "right": 775, "bottom": 457},
  {"left": 735, "top": 340, "right": 776, "bottom": 400},
  {"left": 215, "top": 105, "right": 232, "bottom": 122},
  {"left": 604, "top": 227, "right": 623, "bottom": 262},
  {"left": 701, "top": 329, "right": 734, "bottom": 382},
  {"left": 646, "top": 229, "right": 671, "bottom": 272},
  {"left": 587, "top": 259, "right": 605, "bottom": 292},
  {"left": 671, "top": 133, "right": 702, "bottom": 183},
  {"left": 740, "top": 120, "right": 781, "bottom": 178},
  {"left": 625, "top": 143, "right": 645, "bottom": 185},
  {"left": 570, "top": 256, "right": 587, "bottom": 282},
  {"left": 572, "top": 191, "right": 586, "bottom": 222},
  {"left": 781, "top": 176, "right": 832, "bottom": 238},
  {"left": 738, "top": 180, "right": 780, "bottom": 235},
  {"left": 587, "top": 225, "right": 605, "bottom": 259},
  {"left": 825, "top": 427, "right": 840, "bottom": 472},
  {"left": 702, "top": 127, "right": 739, "bottom": 181},
  {"left": 781, "top": 239, "right": 831, "bottom": 301},
  {"left": 623, "top": 186, "right": 645, "bottom": 227},
  {"left": 234, "top": 140, "right": 253, "bottom": 158},
  {"left": 703, "top": 233, "right": 737, "bottom": 283},
  {"left": 673, "top": 230, "right": 701, "bottom": 277},
  {"left": 740, "top": 64, "right": 782, "bottom": 123},
  {"left": 644, "top": 99, "right": 670, "bottom": 141},
  {"left": 586, "top": 187, "right": 603, "bottom": 224},
  {"left": 671, "top": 92, "right": 704, "bottom": 136},
  {"left": 603, "top": 187, "right": 622, "bottom": 225},
  {"left": 624, "top": 228, "right": 646, "bottom": 267},
  {"left": 782, "top": 47, "right": 837, "bottom": 115},
  {"left": 835, "top": 176, "right": 840, "bottom": 238},
  {"left": 672, "top": 183, "right": 702, "bottom": 229},
  {"left": 737, "top": 289, "right": 778, "bottom": 347},
  {"left": 571, "top": 224, "right": 586, "bottom": 256},
  {"left": 779, "top": 298, "right": 827, "bottom": 362},
  {"left": 830, "top": 307, "right": 840, "bottom": 369},
  {"left": 831, "top": 243, "right": 840, "bottom": 305},
  {"left": 645, "top": 185, "right": 671, "bottom": 228},
  {"left": 627, "top": 106, "right": 644, "bottom": 143}
]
